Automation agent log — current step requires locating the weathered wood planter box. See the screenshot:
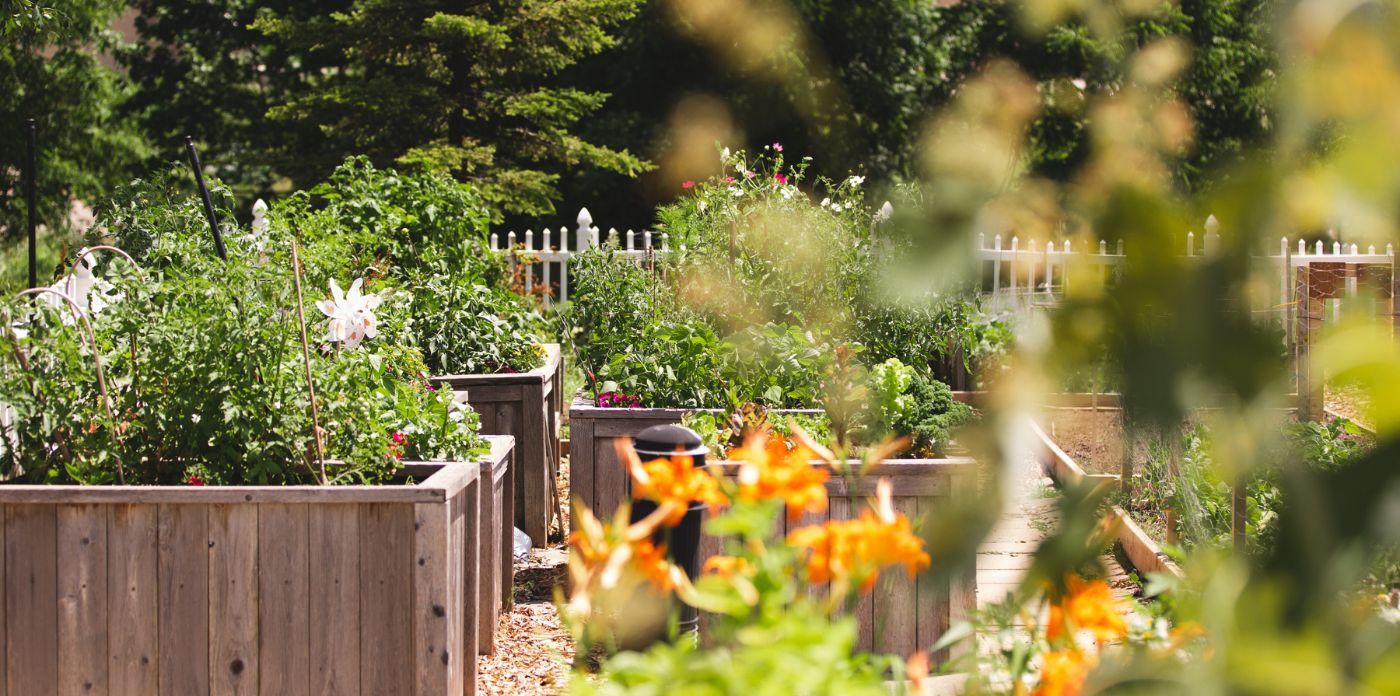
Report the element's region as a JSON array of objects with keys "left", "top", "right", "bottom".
[
  {"left": 433, "top": 344, "right": 562, "bottom": 547},
  {"left": 0, "top": 435, "right": 515, "bottom": 696},
  {"left": 568, "top": 396, "right": 977, "bottom": 663}
]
